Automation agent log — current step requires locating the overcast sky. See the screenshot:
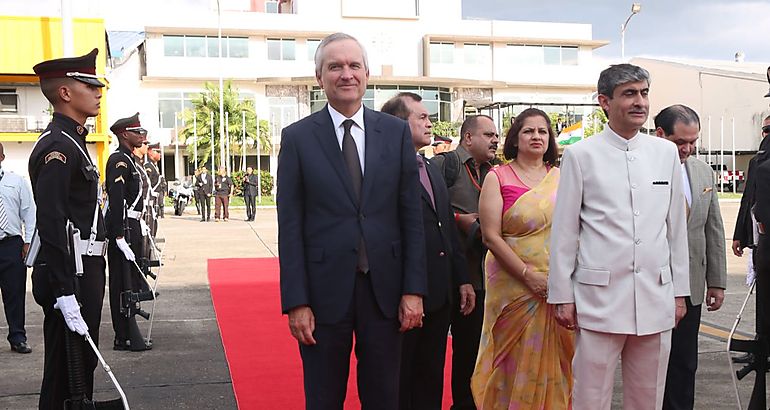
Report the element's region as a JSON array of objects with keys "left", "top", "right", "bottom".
[{"left": 463, "top": 0, "right": 770, "bottom": 62}]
